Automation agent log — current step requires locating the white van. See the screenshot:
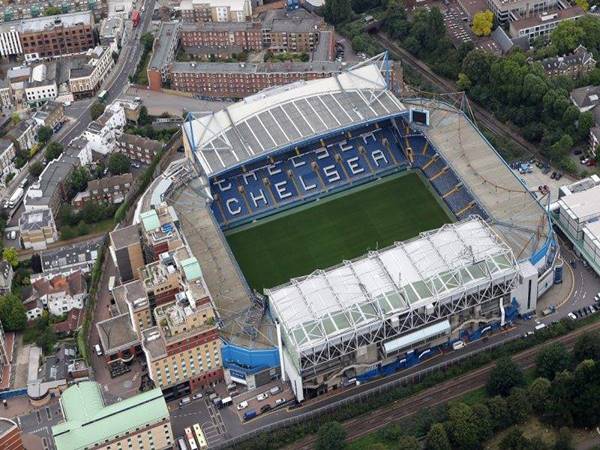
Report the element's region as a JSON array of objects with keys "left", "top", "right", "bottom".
[
  {"left": 179, "top": 397, "right": 191, "bottom": 407},
  {"left": 94, "top": 344, "right": 103, "bottom": 356},
  {"left": 452, "top": 340, "right": 465, "bottom": 351},
  {"left": 534, "top": 323, "right": 546, "bottom": 331}
]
